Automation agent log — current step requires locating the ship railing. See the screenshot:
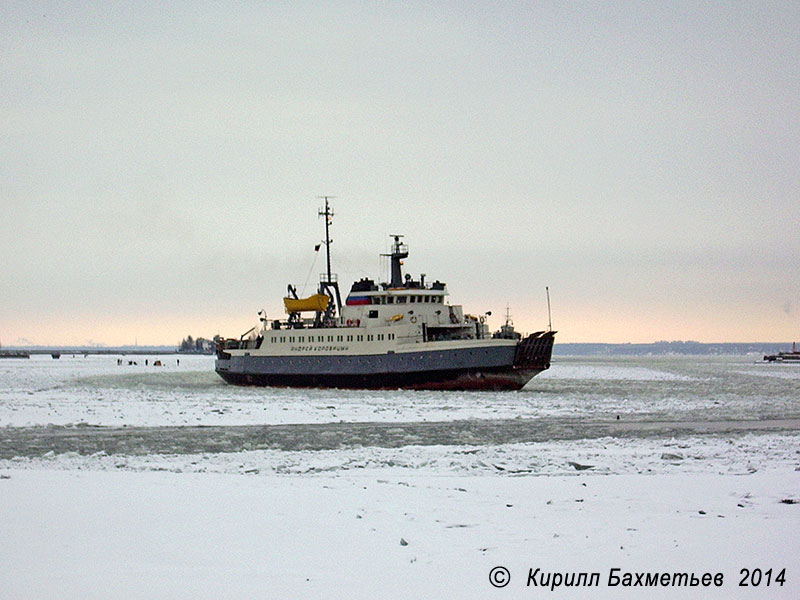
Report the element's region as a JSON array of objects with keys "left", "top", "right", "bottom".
[{"left": 269, "top": 317, "right": 354, "bottom": 330}]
